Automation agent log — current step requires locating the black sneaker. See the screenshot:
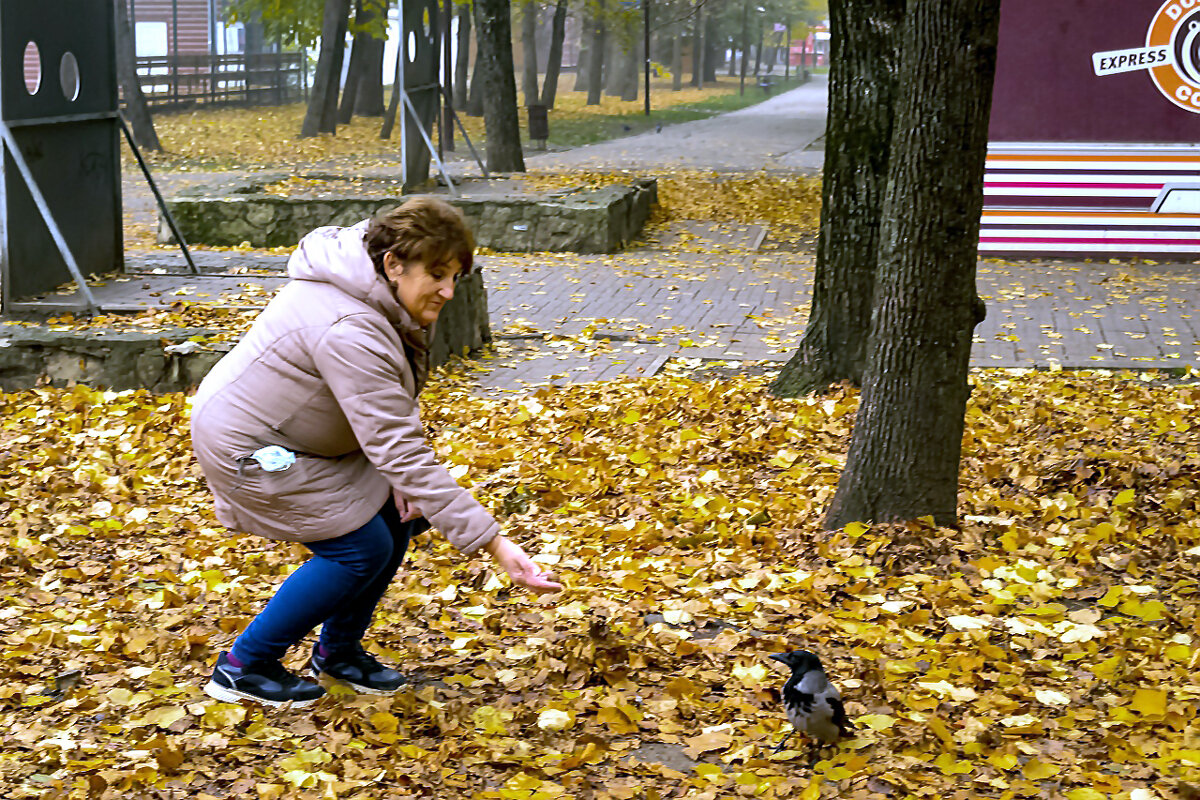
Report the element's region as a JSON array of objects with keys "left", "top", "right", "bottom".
[
  {"left": 204, "top": 652, "right": 325, "bottom": 708},
  {"left": 309, "top": 643, "right": 406, "bottom": 694}
]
